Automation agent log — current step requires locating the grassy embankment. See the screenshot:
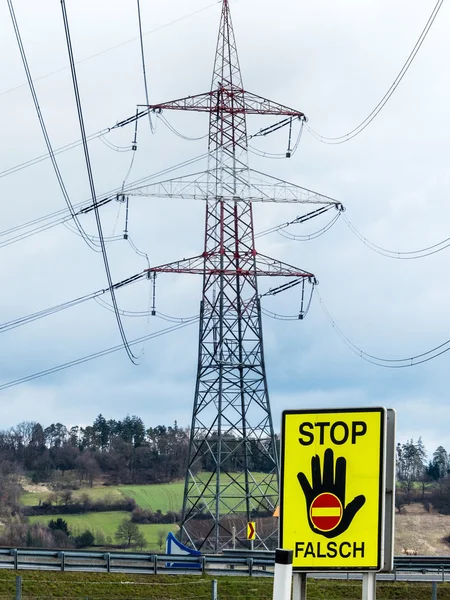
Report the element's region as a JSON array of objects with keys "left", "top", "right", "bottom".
[{"left": 0, "top": 571, "right": 448, "bottom": 600}]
